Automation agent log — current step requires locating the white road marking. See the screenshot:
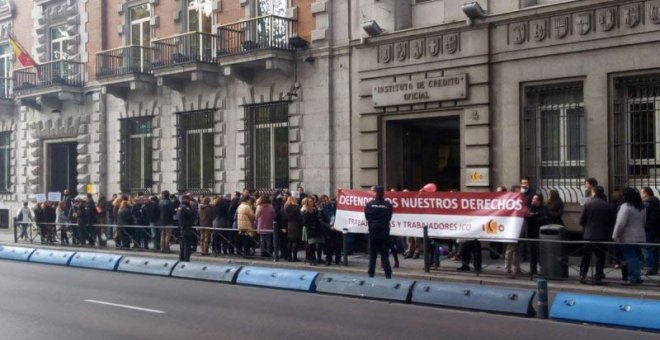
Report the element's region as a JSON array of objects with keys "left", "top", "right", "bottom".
[{"left": 84, "top": 299, "right": 165, "bottom": 314}]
